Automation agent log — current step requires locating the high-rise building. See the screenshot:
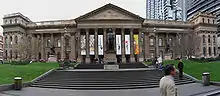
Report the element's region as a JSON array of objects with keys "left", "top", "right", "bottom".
[
  {"left": 187, "top": 0, "right": 220, "bottom": 21},
  {"left": 147, "top": 0, "right": 187, "bottom": 21},
  {"left": 146, "top": 0, "right": 164, "bottom": 20}
]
